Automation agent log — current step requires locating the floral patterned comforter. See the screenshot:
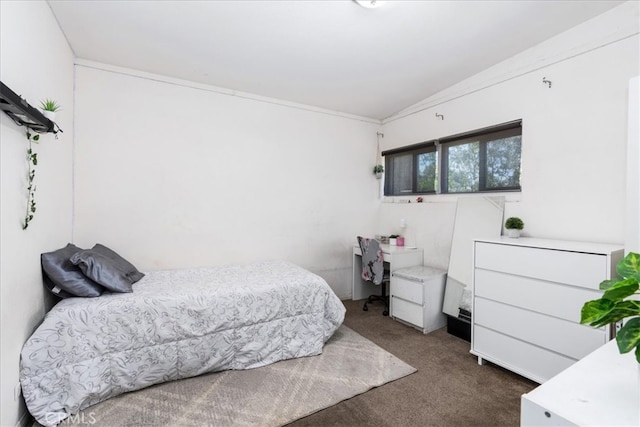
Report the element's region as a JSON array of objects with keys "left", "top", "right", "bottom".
[{"left": 20, "top": 260, "right": 345, "bottom": 426}]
